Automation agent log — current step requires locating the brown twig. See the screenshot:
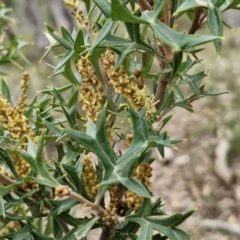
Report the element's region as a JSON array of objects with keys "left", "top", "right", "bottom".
[
  {"left": 137, "top": 0, "right": 152, "bottom": 11},
  {"left": 154, "top": 45, "right": 170, "bottom": 110},
  {"left": 162, "top": 0, "right": 173, "bottom": 63},
  {"left": 0, "top": 172, "right": 15, "bottom": 185},
  {"left": 163, "top": 0, "right": 170, "bottom": 26},
  {"left": 55, "top": 185, "right": 106, "bottom": 215},
  {"left": 69, "top": 189, "right": 106, "bottom": 215},
  {"left": 154, "top": 71, "right": 171, "bottom": 110},
  {"left": 188, "top": 9, "right": 204, "bottom": 34},
  {"left": 153, "top": 0, "right": 173, "bottom": 110},
  {"left": 137, "top": 0, "right": 169, "bottom": 111}
]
